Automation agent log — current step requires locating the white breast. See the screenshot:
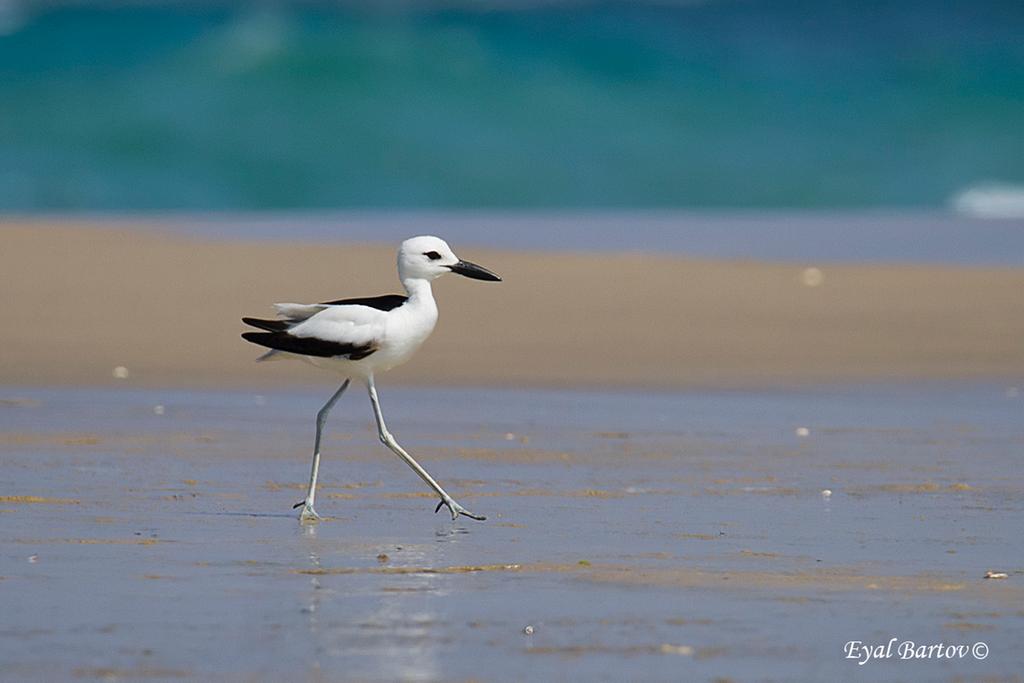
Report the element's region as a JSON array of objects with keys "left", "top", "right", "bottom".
[{"left": 375, "top": 297, "right": 438, "bottom": 371}]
